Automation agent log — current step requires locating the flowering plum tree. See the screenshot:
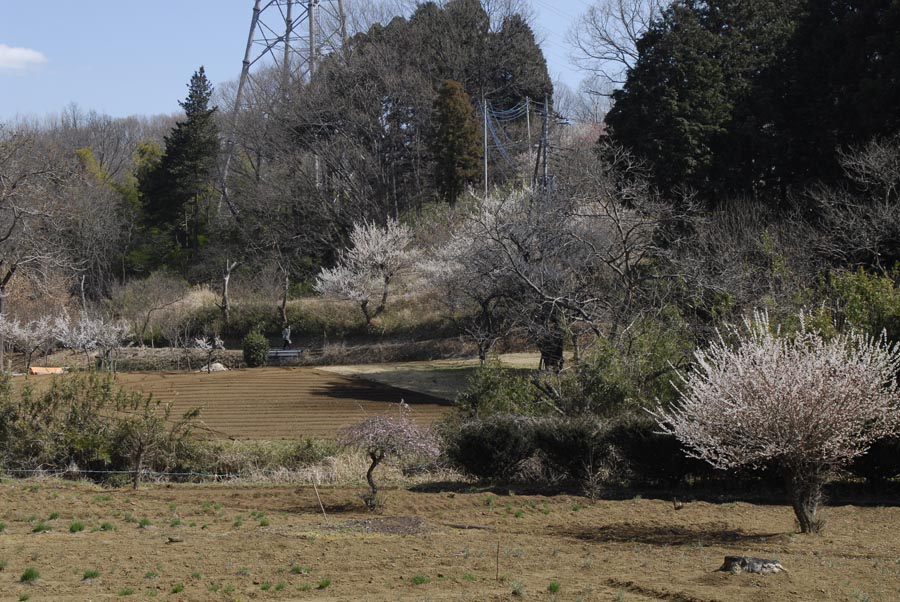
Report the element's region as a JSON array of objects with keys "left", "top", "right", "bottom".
[
  {"left": 194, "top": 335, "right": 224, "bottom": 373},
  {"left": 652, "top": 312, "right": 900, "bottom": 533},
  {"left": 0, "top": 315, "right": 54, "bottom": 374},
  {"left": 54, "top": 312, "right": 131, "bottom": 372},
  {"left": 340, "top": 402, "right": 440, "bottom": 509},
  {"left": 315, "top": 219, "right": 413, "bottom": 327}
]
